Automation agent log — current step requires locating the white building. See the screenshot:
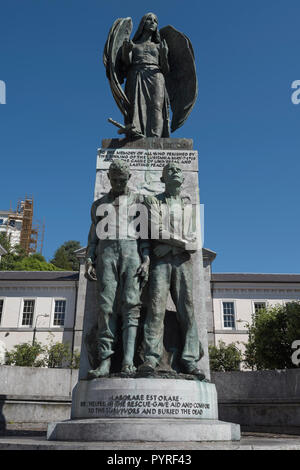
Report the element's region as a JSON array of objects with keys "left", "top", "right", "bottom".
[
  {"left": 0, "top": 271, "right": 78, "bottom": 352},
  {"left": 0, "top": 210, "right": 22, "bottom": 248},
  {"left": 0, "top": 198, "right": 40, "bottom": 254},
  {"left": 210, "top": 273, "right": 300, "bottom": 353},
  {"left": 0, "top": 269, "right": 299, "bottom": 358}
]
